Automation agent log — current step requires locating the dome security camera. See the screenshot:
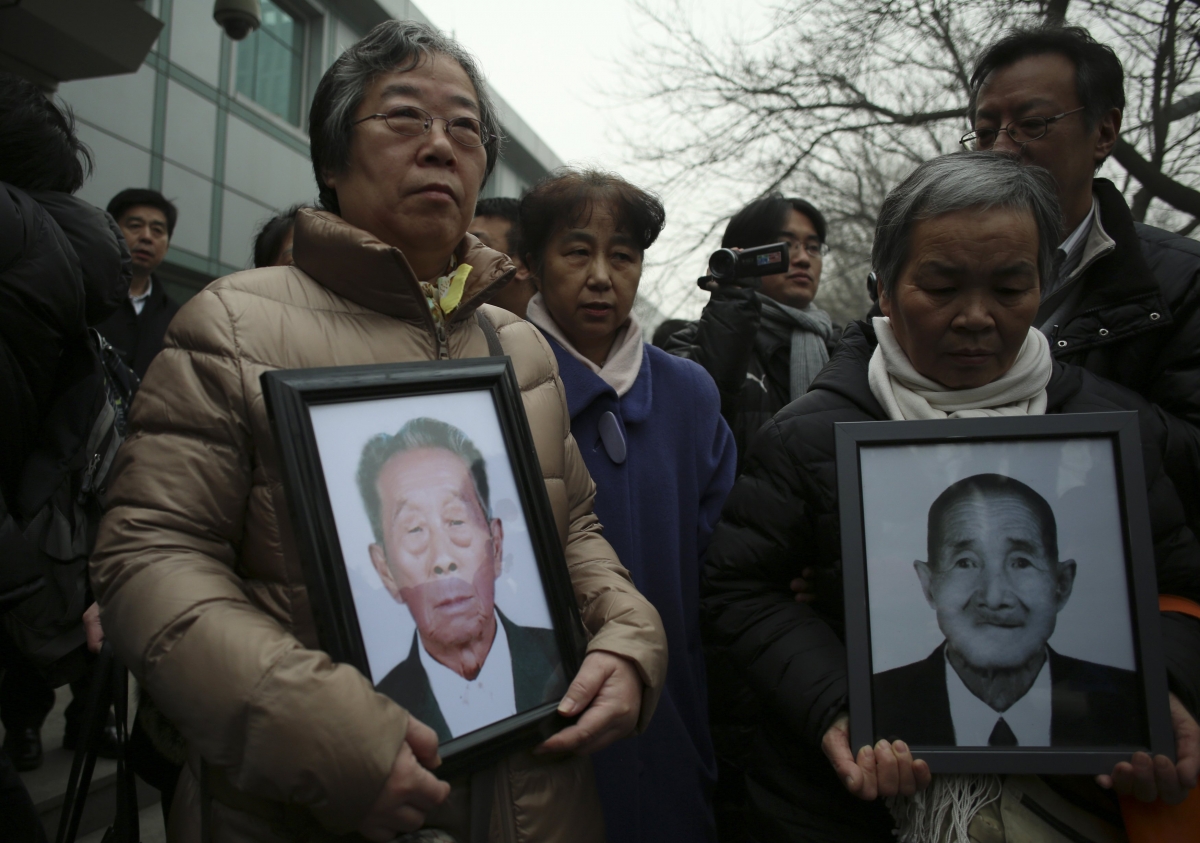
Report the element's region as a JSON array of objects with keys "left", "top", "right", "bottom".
[{"left": 213, "top": 0, "right": 262, "bottom": 41}]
